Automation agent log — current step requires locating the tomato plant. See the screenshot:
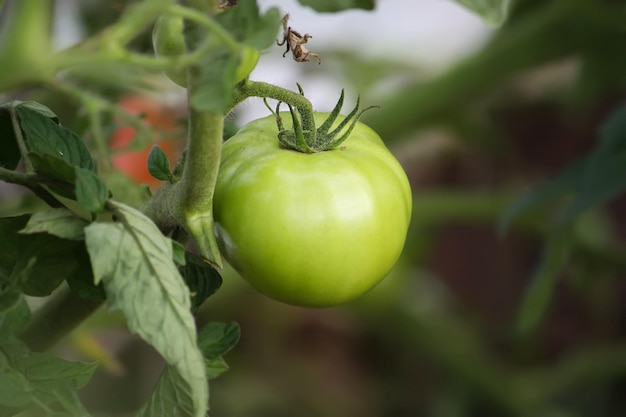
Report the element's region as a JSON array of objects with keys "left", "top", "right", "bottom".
[{"left": 214, "top": 112, "right": 412, "bottom": 307}]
